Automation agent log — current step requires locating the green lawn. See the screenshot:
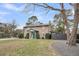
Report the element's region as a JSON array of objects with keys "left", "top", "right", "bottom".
[{"left": 0, "top": 39, "right": 58, "bottom": 56}]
